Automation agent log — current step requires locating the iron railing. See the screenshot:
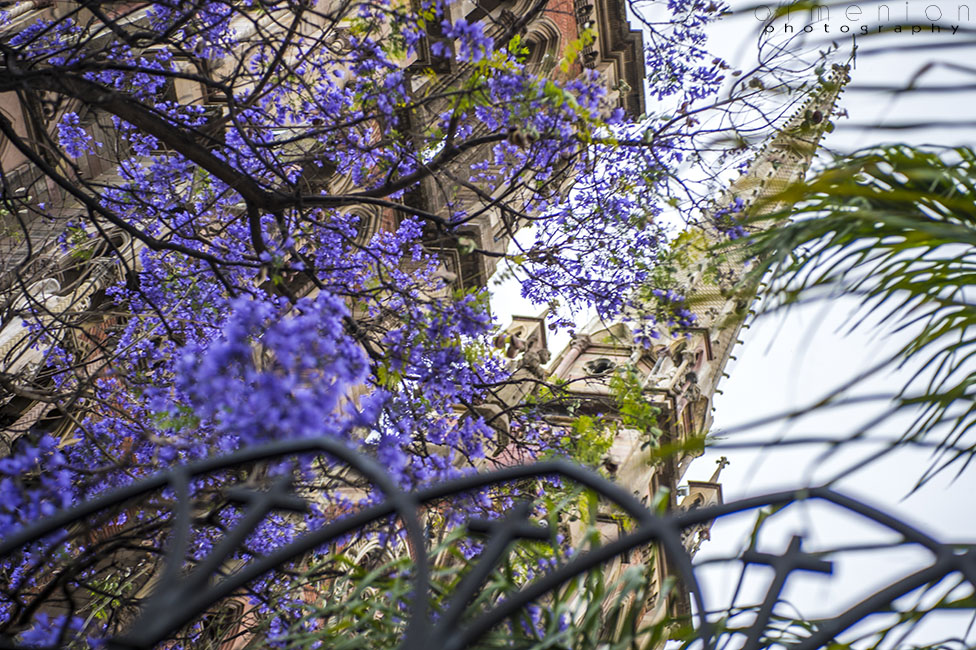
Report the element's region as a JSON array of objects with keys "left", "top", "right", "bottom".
[{"left": 0, "top": 436, "right": 971, "bottom": 649}]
